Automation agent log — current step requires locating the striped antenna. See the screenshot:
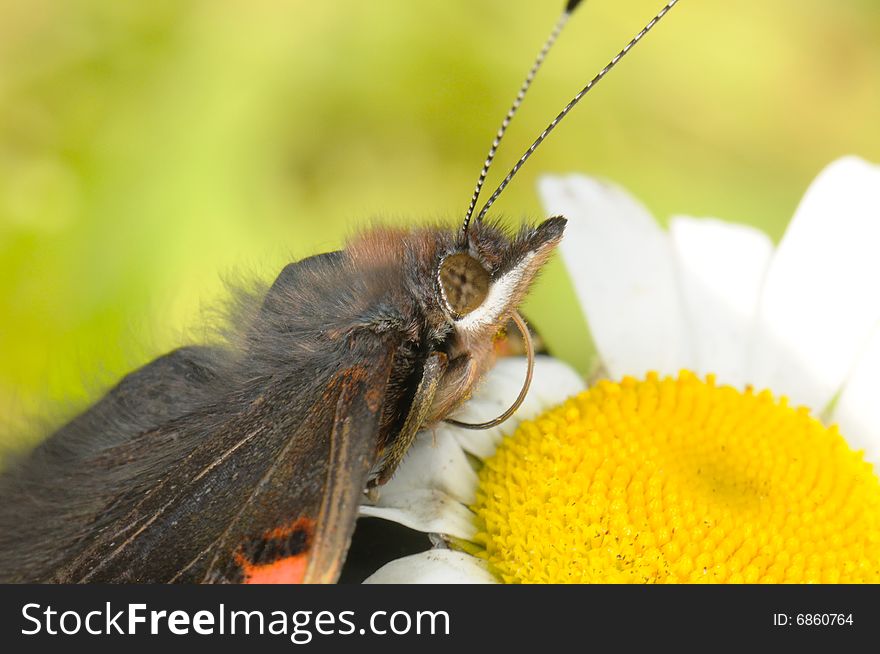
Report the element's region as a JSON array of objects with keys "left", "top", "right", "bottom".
[
  {"left": 470, "top": 0, "right": 680, "bottom": 226},
  {"left": 460, "top": 0, "right": 586, "bottom": 240}
]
